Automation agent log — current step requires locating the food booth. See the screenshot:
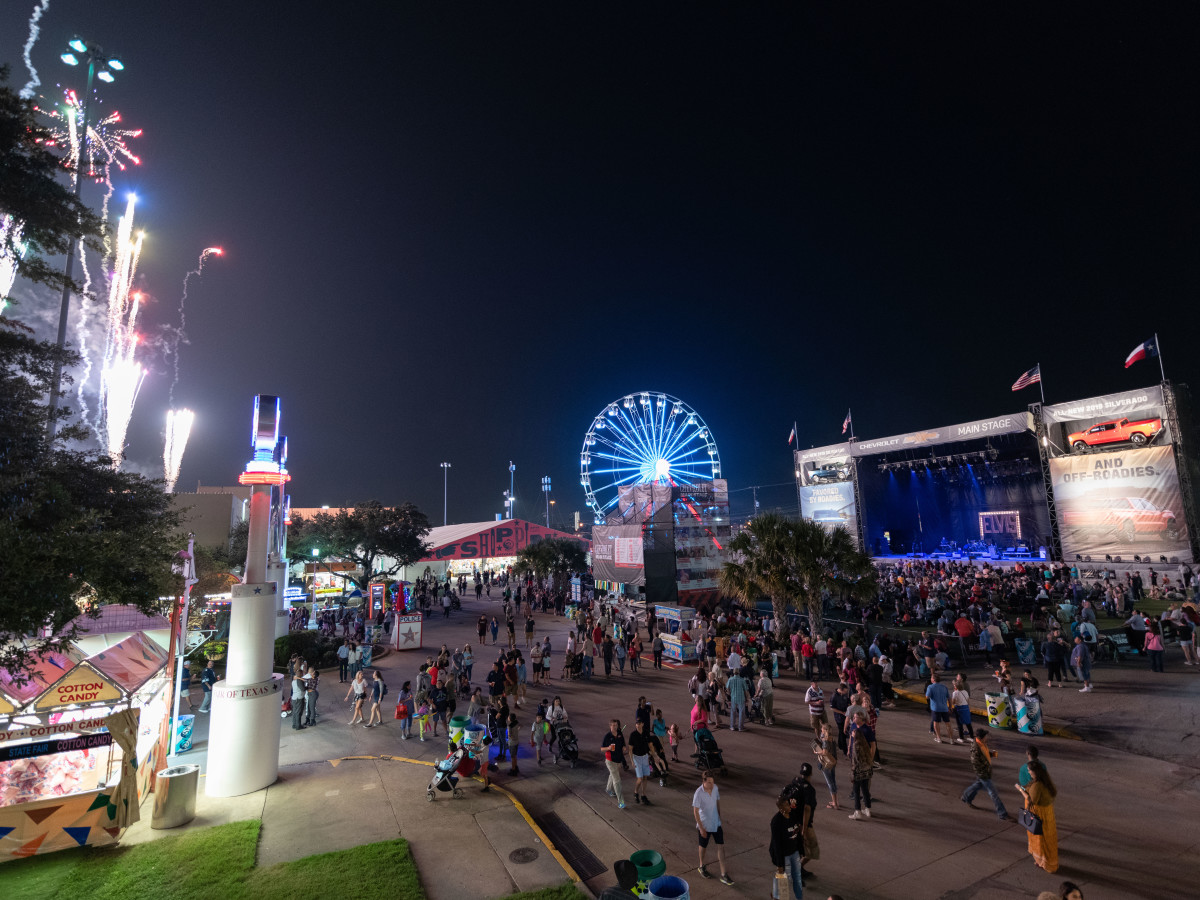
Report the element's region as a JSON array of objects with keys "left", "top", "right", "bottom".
[
  {"left": 655, "top": 604, "right": 698, "bottom": 663},
  {"left": 0, "top": 629, "right": 170, "bottom": 859}
]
